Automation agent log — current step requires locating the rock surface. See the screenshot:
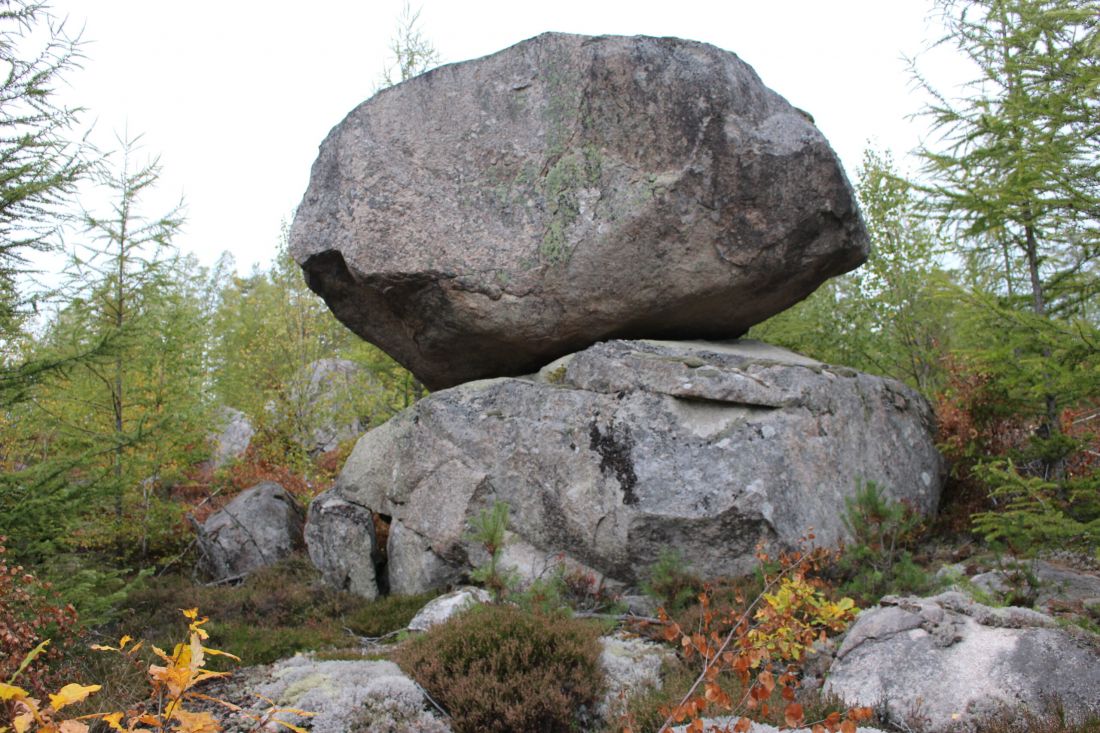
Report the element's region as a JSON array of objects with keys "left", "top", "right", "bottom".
[
  {"left": 225, "top": 655, "right": 450, "bottom": 733},
  {"left": 307, "top": 339, "right": 944, "bottom": 595},
  {"left": 969, "top": 559, "right": 1100, "bottom": 612},
  {"left": 291, "top": 32, "right": 868, "bottom": 389},
  {"left": 825, "top": 592, "right": 1100, "bottom": 732},
  {"left": 599, "top": 633, "right": 673, "bottom": 720},
  {"left": 198, "top": 482, "right": 304, "bottom": 582},
  {"left": 209, "top": 406, "right": 254, "bottom": 468},
  {"left": 304, "top": 491, "right": 379, "bottom": 599}
]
